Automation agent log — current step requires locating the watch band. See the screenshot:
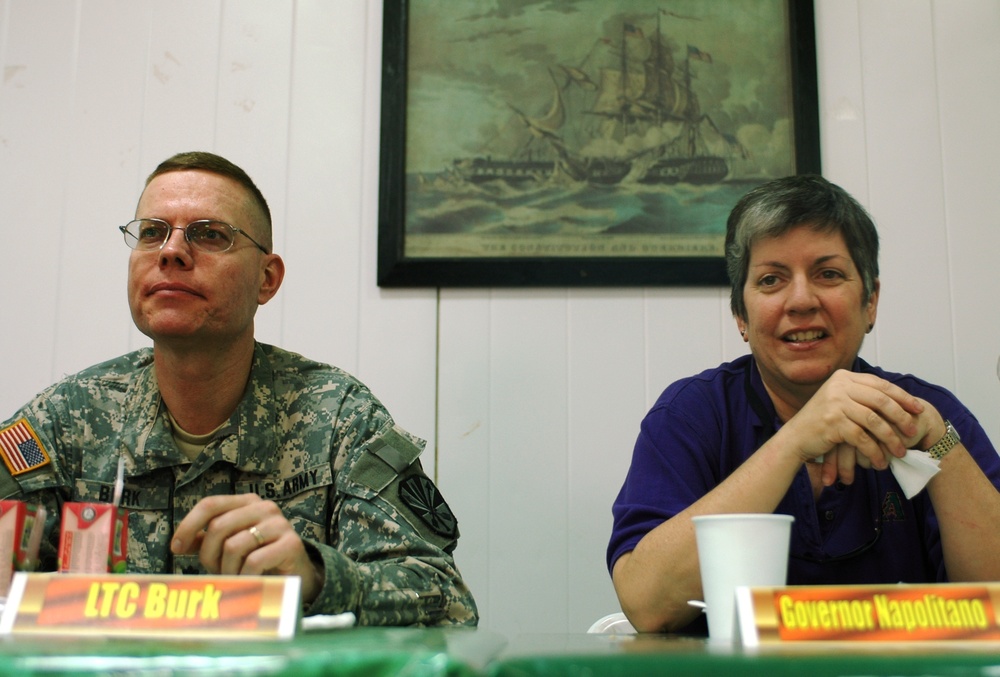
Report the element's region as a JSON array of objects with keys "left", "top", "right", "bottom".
[{"left": 925, "top": 420, "right": 961, "bottom": 461}]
